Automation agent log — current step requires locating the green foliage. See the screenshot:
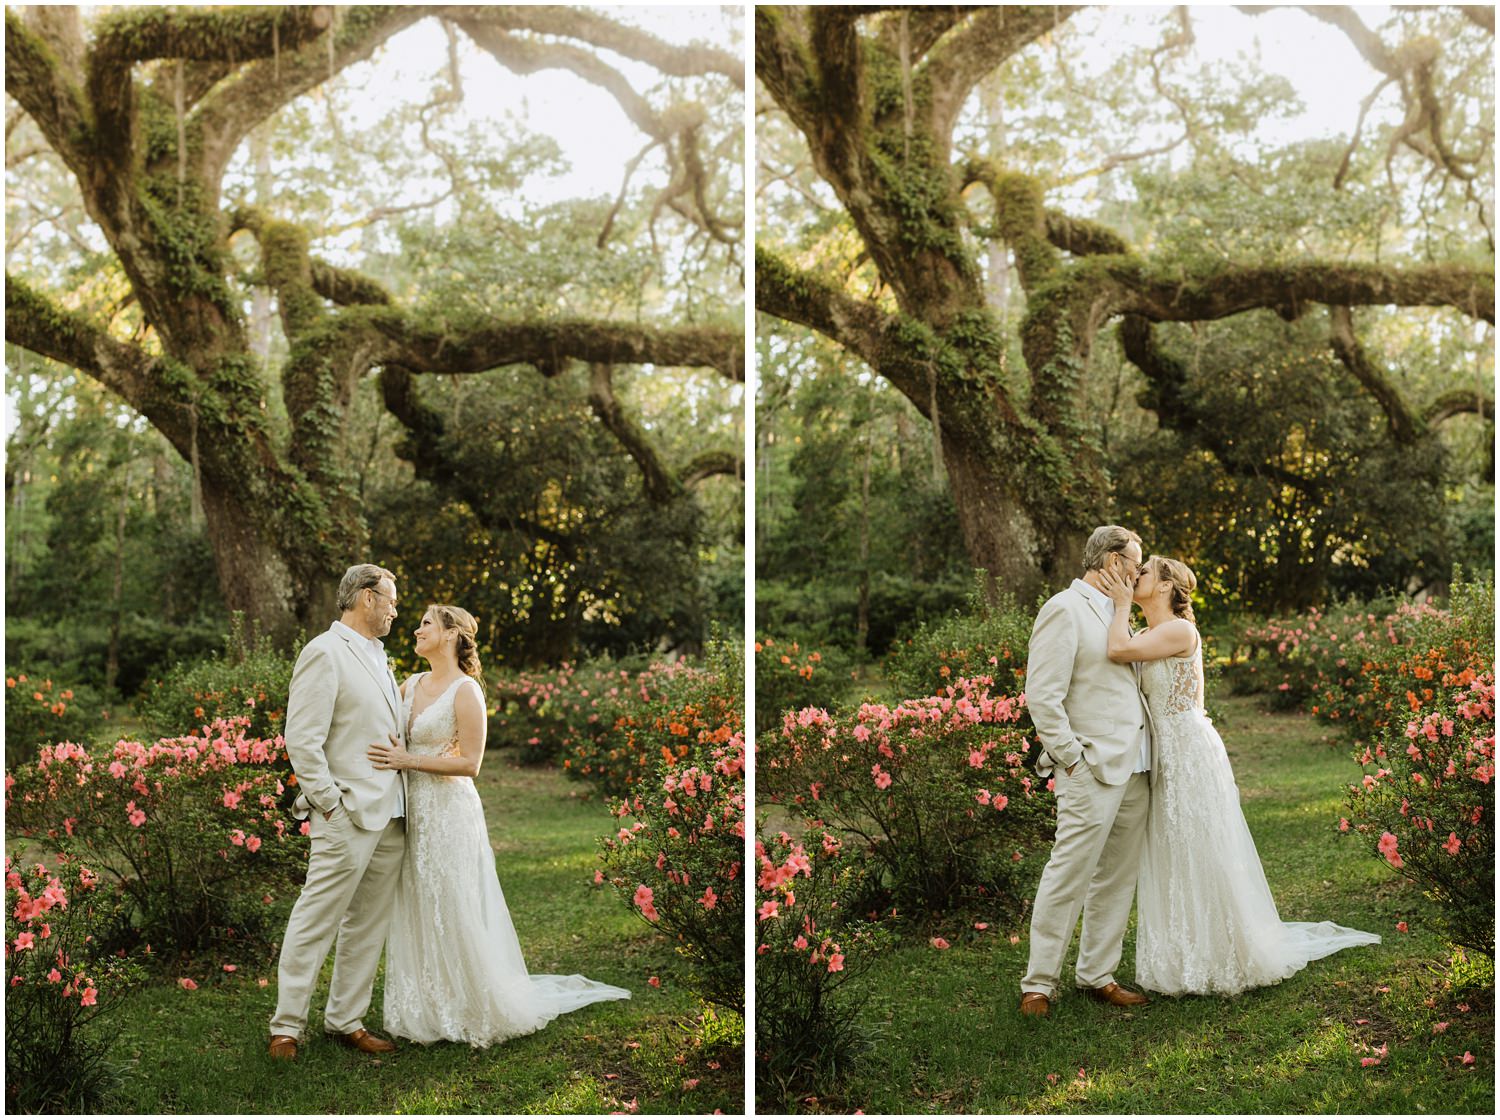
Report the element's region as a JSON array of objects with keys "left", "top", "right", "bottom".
[
  {"left": 882, "top": 580, "right": 1035, "bottom": 701},
  {"left": 4, "top": 855, "right": 147, "bottom": 1113},
  {"left": 489, "top": 653, "right": 657, "bottom": 765},
  {"left": 6, "top": 719, "right": 307, "bottom": 959},
  {"left": 136, "top": 616, "right": 296, "bottom": 742},
  {"left": 753, "top": 635, "right": 855, "bottom": 736}
]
